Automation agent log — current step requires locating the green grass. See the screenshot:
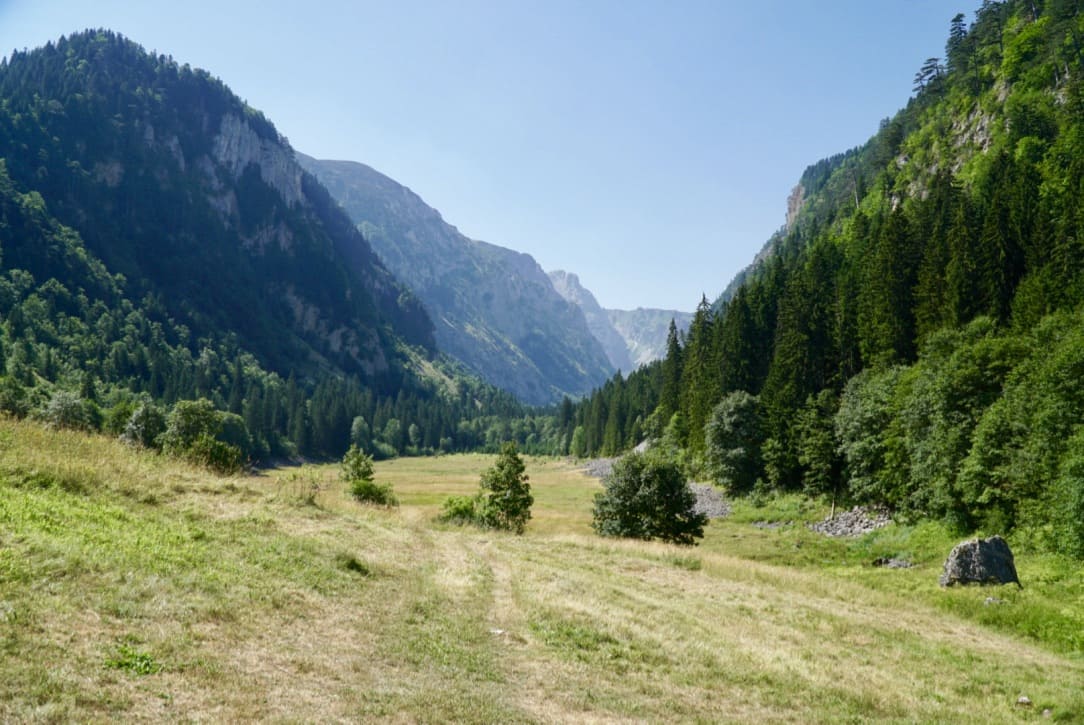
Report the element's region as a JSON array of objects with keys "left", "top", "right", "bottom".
[{"left": 1, "top": 419, "right": 1082, "bottom": 722}]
